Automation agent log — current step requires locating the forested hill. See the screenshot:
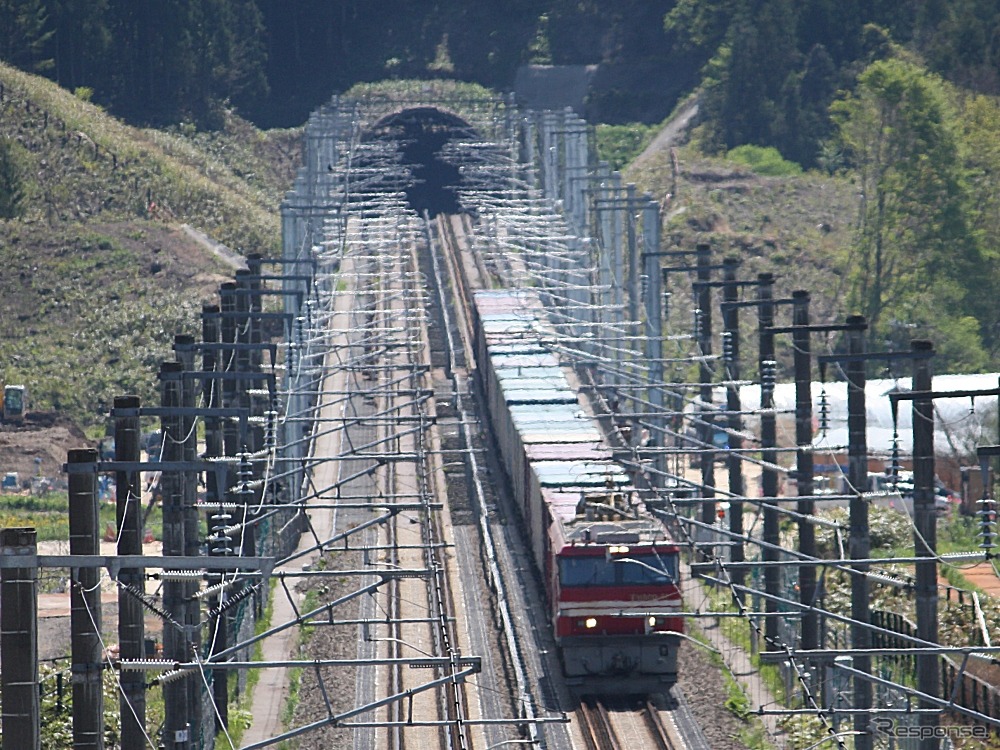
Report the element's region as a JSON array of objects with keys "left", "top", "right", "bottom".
[
  {"left": 0, "top": 1, "right": 682, "bottom": 127},
  {"left": 3, "top": 1, "right": 999, "bottom": 132},
  {"left": 0, "top": 0, "right": 998, "bottom": 414}
]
